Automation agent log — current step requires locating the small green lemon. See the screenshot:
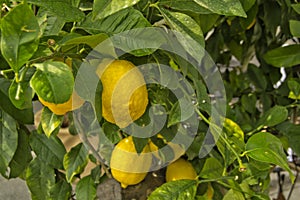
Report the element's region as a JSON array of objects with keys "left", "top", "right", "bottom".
[
  {"left": 97, "top": 60, "right": 148, "bottom": 128},
  {"left": 110, "top": 136, "right": 152, "bottom": 188},
  {"left": 165, "top": 158, "right": 197, "bottom": 182}
]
